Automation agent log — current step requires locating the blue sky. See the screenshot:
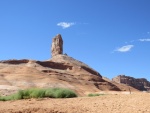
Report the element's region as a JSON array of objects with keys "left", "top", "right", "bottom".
[{"left": 0, "top": 0, "right": 150, "bottom": 80}]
